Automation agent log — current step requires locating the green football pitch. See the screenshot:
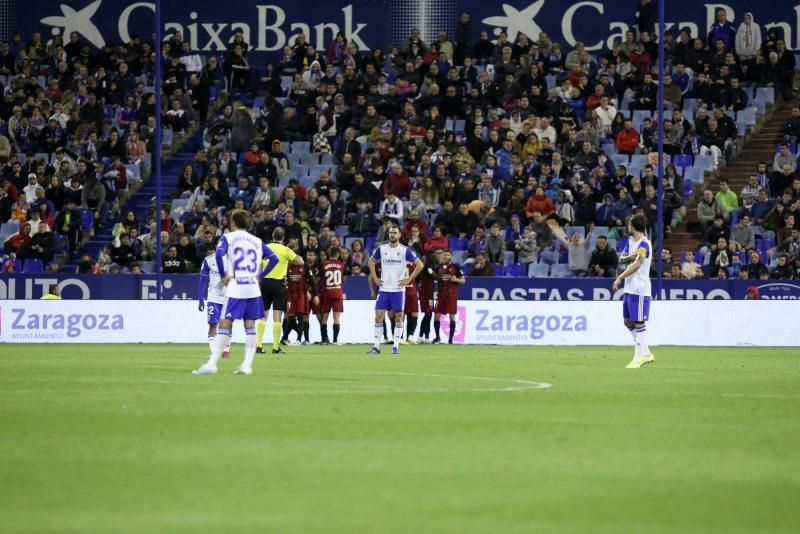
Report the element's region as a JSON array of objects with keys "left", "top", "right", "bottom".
[{"left": 1, "top": 344, "right": 798, "bottom": 533}]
